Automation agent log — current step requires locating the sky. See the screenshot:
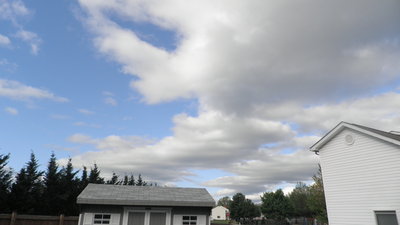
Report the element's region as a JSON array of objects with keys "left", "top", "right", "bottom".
[{"left": 1, "top": 0, "right": 400, "bottom": 201}]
